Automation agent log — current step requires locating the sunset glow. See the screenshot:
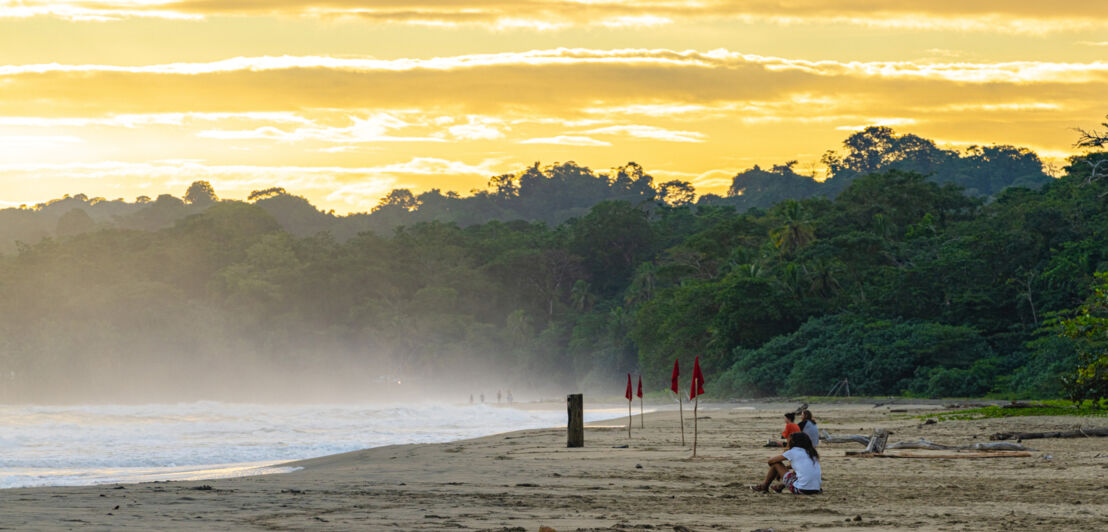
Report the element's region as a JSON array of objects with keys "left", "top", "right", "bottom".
[{"left": 2, "top": 1, "right": 1105, "bottom": 211}]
